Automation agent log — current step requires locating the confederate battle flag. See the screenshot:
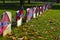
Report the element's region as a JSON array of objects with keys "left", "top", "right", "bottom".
[
  {"left": 16, "top": 9, "right": 24, "bottom": 21},
  {"left": 2, "top": 12, "right": 10, "bottom": 32},
  {"left": 16, "top": 10, "right": 20, "bottom": 21}
]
